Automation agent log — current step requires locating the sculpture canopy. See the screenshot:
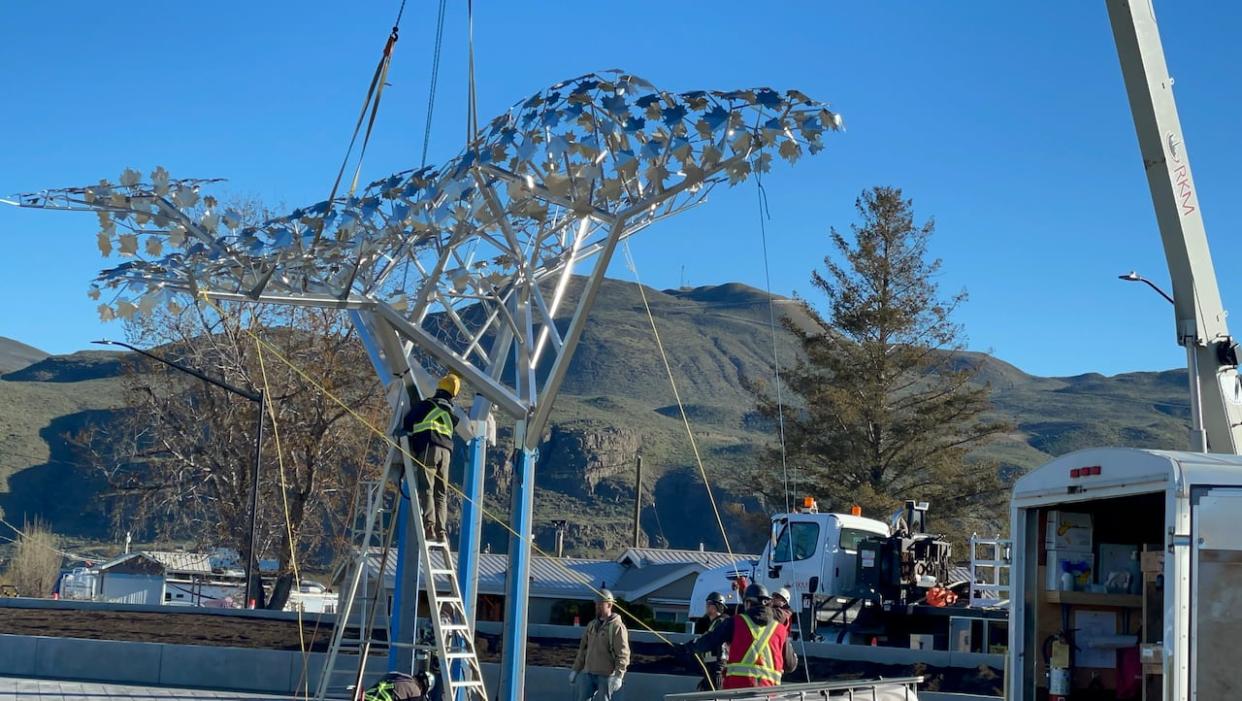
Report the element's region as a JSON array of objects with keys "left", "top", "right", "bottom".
[{"left": 13, "top": 70, "right": 840, "bottom": 420}]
